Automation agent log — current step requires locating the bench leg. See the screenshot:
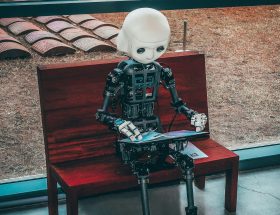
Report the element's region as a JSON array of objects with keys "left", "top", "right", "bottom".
[
  {"left": 47, "top": 171, "right": 58, "bottom": 215},
  {"left": 66, "top": 192, "right": 78, "bottom": 215},
  {"left": 194, "top": 176, "right": 205, "bottom": 190},
  {"left": 225, "top": 161, "right": 239, "bottom": 212}
]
